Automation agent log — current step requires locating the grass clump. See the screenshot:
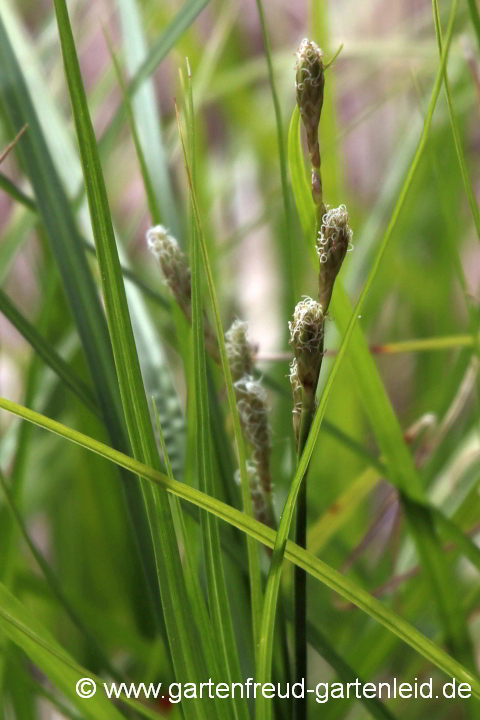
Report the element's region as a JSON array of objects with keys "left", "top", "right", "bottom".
[{"left": 0, "top": 2, "right": 479, "bottom": 720}]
